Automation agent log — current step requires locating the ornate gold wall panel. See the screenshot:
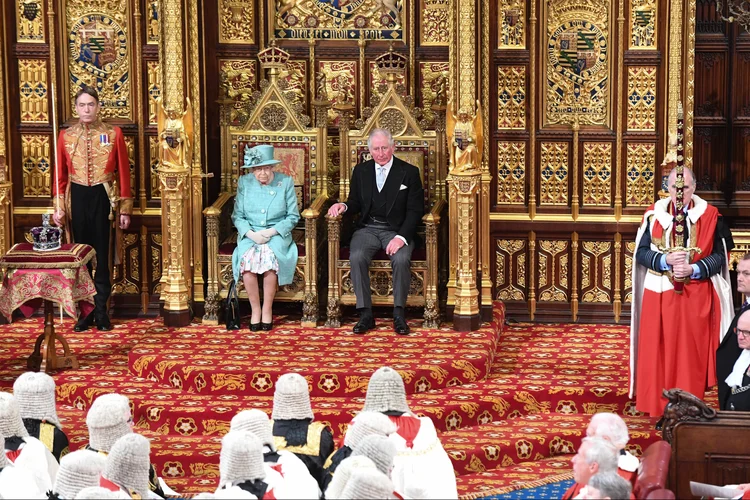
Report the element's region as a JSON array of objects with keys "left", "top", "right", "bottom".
[
  {"left": 219, "top": 0, "right": 253, "bottom": 44},
  {"left": 582, "top": 142, "right": 611, "bottom": 206},
  {"left": 147, "top": 61, "right": 161, "bottom": 125},
  {"left": 21, "top": 134, "right": 51, "bottom": 197},
  {"left": 457, "top": 0, "right": 476, "bottom": 109},
  {"left": 273, "top": 0, "right": 404, "bottom": 40},
  {"left": 319, "top": 61, "right": 357, "bottom": 124},
  {"left": 124, "top": 136, "right": 136, "bottom": 199},
  {"left": 151, "top": 233, "right": 162, "bottom": 294},
  {"left": 65, "top": 2, "right": 132, "bottom": 118},
  {"left": 496, "top": 142, "right": 526, "bottom": 205},
  {"left": 630, "top": 0, "right": 657, "bottom": 49},
  {"left": 625, "top": 143, "right": 655, "bottom": 207},
  {"left": 627, "top": 66, "right": 657, "bottom": 131},
  {"left": 498, "top": 0, "right": 525, "bottom": 48},
  {"left": 219, "top": 59, "right": 257, "bottom": 124},
  {"left": 281, "top": 60, "right": 308, "bottom": 110},
  {"left": 112, "top": 233, "right": 139, "bottom": 295},
  {"left": 149, "top": 136, "right": 160, "bottom": 198},
  {"left": 497, "top": 66, "right": 526, "bottom": 130},
  {"left": 18, "top": 59, "right": 48, "bottom": 123},
  {"left": 544, "top": 0, "right": 611, "bottom": 126},
  {"left": 495, "top": 239, "right": 526, "bottom": 301},
  {"left": 580, "top": 241, "right": 611, "bottom": 303},
  {"left": 538, "top": 240, "right": 569, "bottom": 302},
  {"left": 421, "top": 0, "right": 449, "bottom": 46},
  {"left": 539, "top": 142, "right": 569, "bottom": 206},
  {"left": 369, "top": 61, "right": 406, "bottom": 104},
  {"left": 624, "top": 240, "right": 635, "bottom": 303},
  {"left": 147, "top": 0, "right": 159, "bottom": 44},
  {"left": 419, "top": 61, "right": 448, "bottom": 125},
  {"left": 16, "top": 0, "right": 45, "bottom": 42}
]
